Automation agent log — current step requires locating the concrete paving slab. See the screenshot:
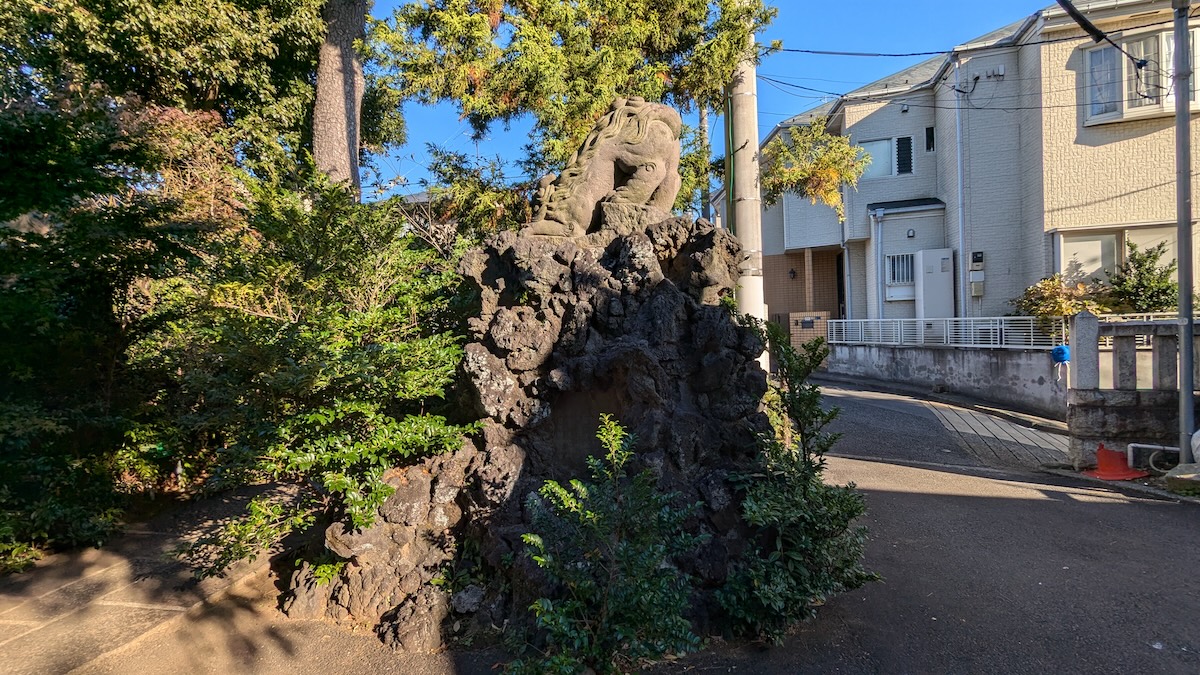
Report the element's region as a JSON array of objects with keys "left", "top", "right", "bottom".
[
  {"left": 72, "top": 570, "right": 501, "bottom": 675},
  {"left": 0, "top": 550, "right": 129, "bottom": 609},
  {"left": 0, "top": 564, "right": 134, "bottom": 625},
  {"left": 0, "top": 604, "right": 183, "bottom": 675}
]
